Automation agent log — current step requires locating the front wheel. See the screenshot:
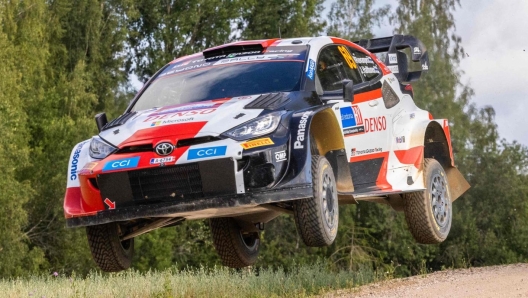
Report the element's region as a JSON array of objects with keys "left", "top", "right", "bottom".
[
  {"left": 293, "top": 155, "right": 339, "bottom": 247},
  {"left": 210, "top": 218, "right": 260, "bottom": 268},
  {"left": 404, "top": 158, "right": 452, "bottom": 244},
  {"left": 86, "top": 222, "right": 134, "bottom": 272}
]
